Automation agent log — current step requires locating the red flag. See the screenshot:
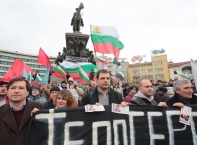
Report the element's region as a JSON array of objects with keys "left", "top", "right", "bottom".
[
  {"left": 23, "top": 62, "right": 32, "bottom": 73},
  {"left": 11, "top": 59, "right": 24, "bottom": 77},
  {"left": 0, "top": 67, "right": 14, "bottom": 82},
  {"left": 11, "top": 59, "right": 32, "bottom": 77},
  {"left": 37, "top": 48, "right": 53, "bottom": 73}
]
